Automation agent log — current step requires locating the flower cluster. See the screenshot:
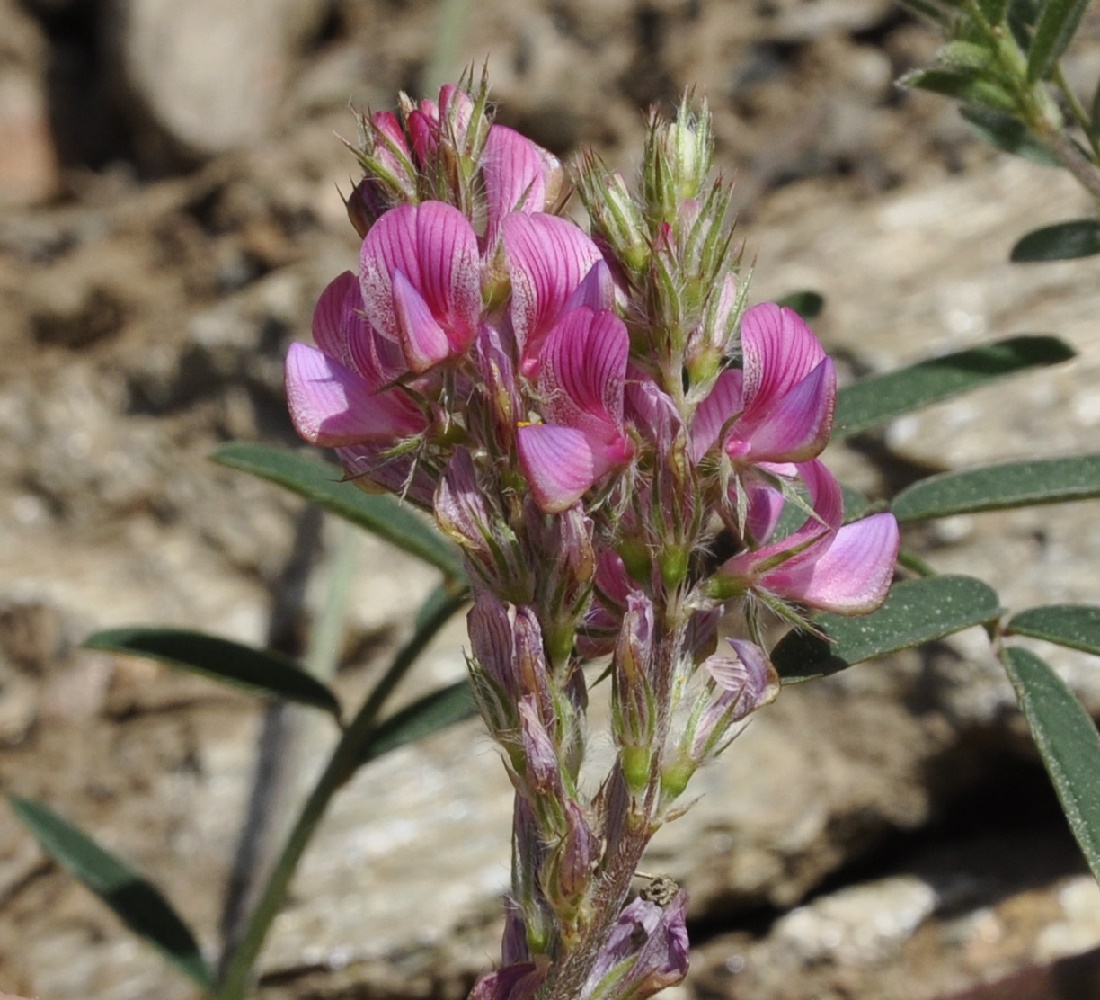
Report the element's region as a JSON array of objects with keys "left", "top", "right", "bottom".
[{"left": 286, "top": 74, "right": 899, "bottom": 1000}]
